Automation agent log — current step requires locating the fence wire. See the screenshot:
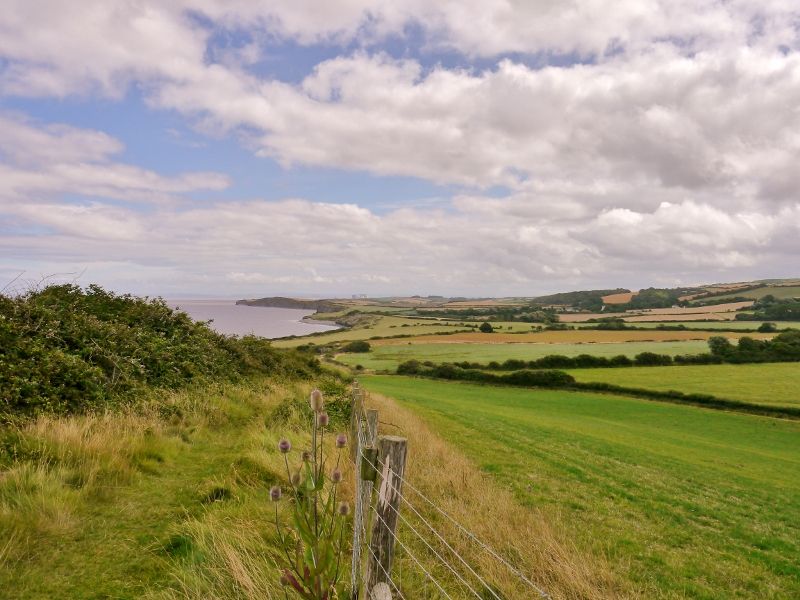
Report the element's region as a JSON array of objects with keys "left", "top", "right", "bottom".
[{"left": 349, "top": 381, "right": 551, "bottom": 600}]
